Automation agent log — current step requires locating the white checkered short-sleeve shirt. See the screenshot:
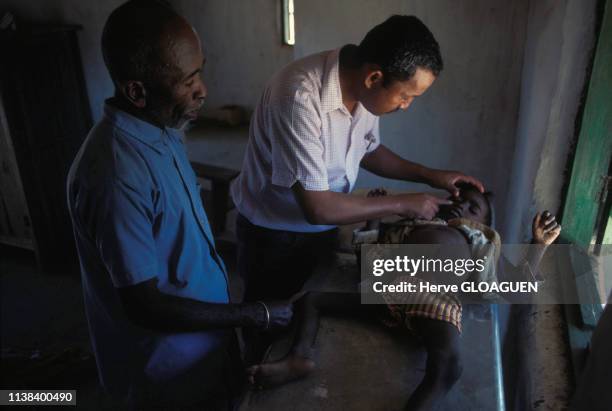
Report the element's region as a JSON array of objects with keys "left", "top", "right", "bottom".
[{"left": 231, "top": 48, "right": 381, "bottom": 232}]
